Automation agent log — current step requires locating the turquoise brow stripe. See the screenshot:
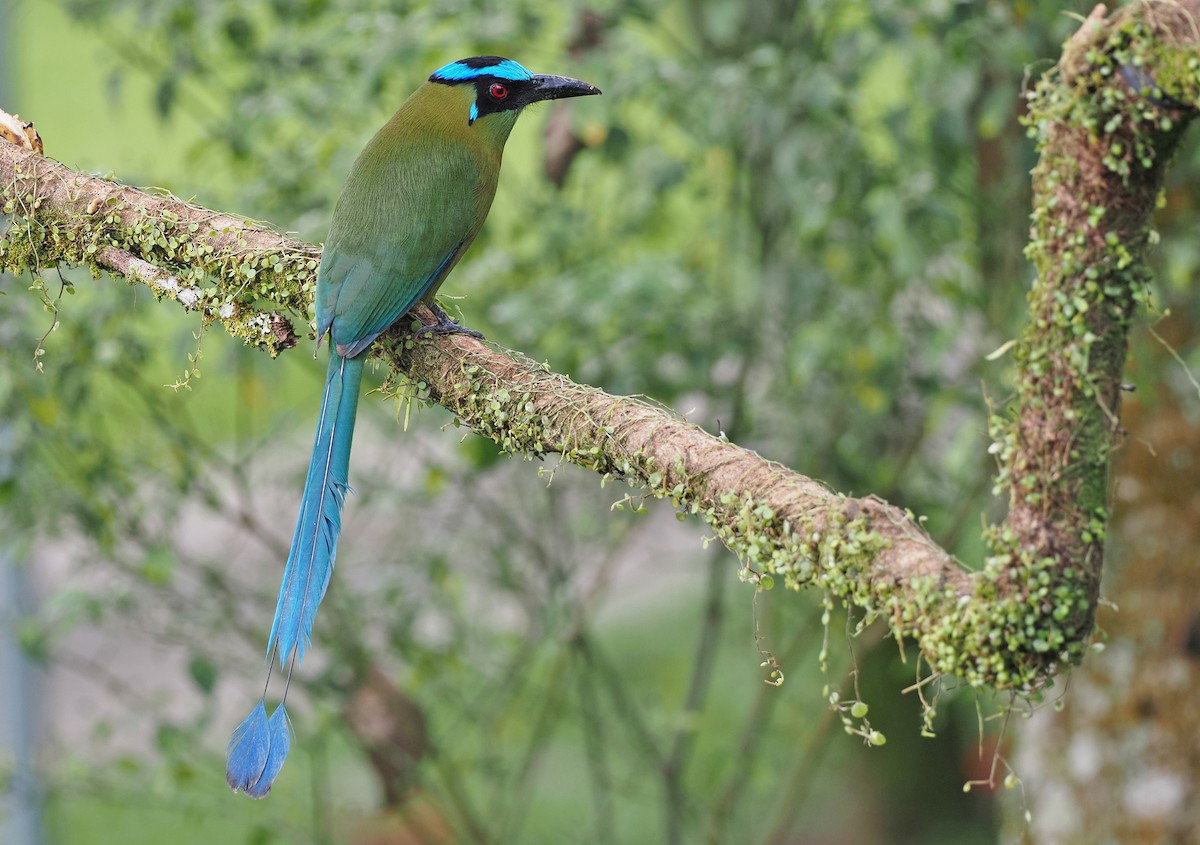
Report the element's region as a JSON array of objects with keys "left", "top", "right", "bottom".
[{"left": 431, "top": 59, "right": 533, "bottom": 82}]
